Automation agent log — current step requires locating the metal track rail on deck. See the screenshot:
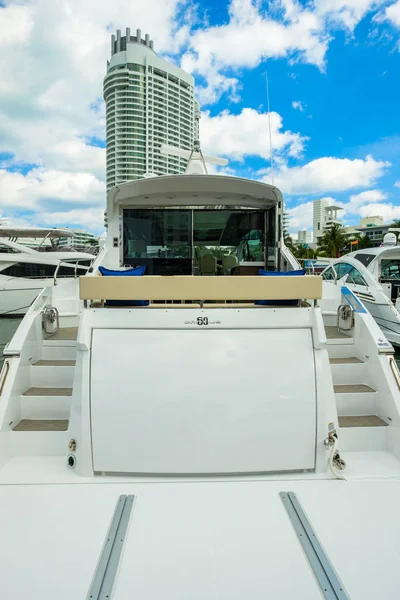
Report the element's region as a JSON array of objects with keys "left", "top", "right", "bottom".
[
  {"left": 280, "top": 491, "right": 349, "bottom": 599},
  {"left": 87, "top": 494, "right": 135, "bottom": 600}
]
